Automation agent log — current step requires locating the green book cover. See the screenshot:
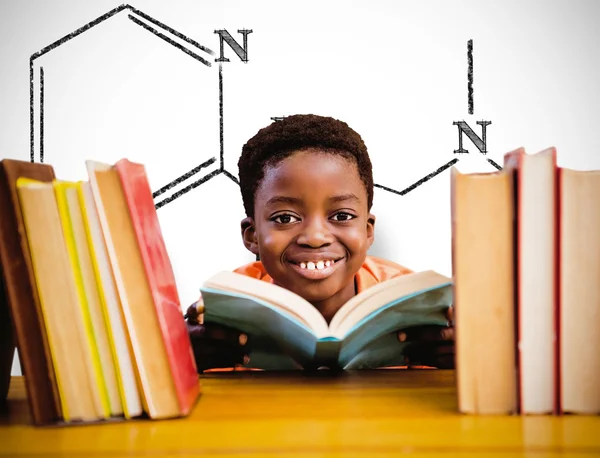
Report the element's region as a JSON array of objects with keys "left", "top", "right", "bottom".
[{"left": 201, "top": 270, "right": 453, "bottom": 370}]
